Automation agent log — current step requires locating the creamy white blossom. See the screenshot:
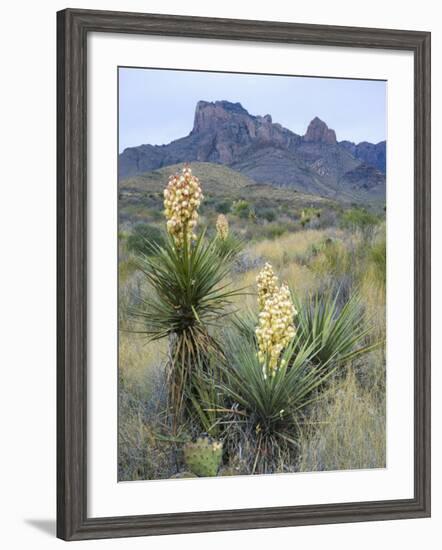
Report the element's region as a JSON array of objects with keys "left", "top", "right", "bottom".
[
  {"left": 256, "top": 262, "right": 279, "bottom": 310},
  {"left": 255, "top": 265, "right": 297, "bottom": 375},
  {"left": 216, "top": 214, "right": 229, "bottom": 240},
  {"left": 163, "top": 165, "right": 203, "bottom": 246}
]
